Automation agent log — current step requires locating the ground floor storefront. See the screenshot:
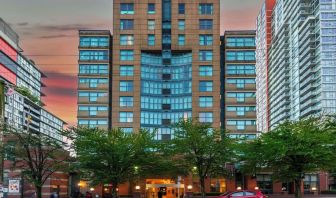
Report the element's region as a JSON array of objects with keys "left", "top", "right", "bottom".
[{"left": 75, "top": 172, "right": 333, "bottom": 198}]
